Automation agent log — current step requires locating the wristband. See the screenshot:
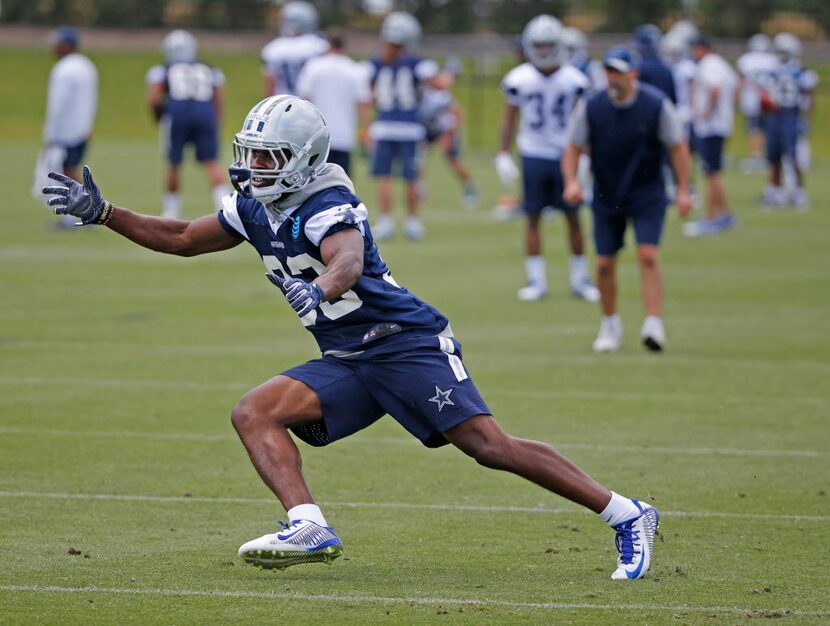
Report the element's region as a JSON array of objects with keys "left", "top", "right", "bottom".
[{"left": 94, "top": 201, "right": 113, "bottom": 226}]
